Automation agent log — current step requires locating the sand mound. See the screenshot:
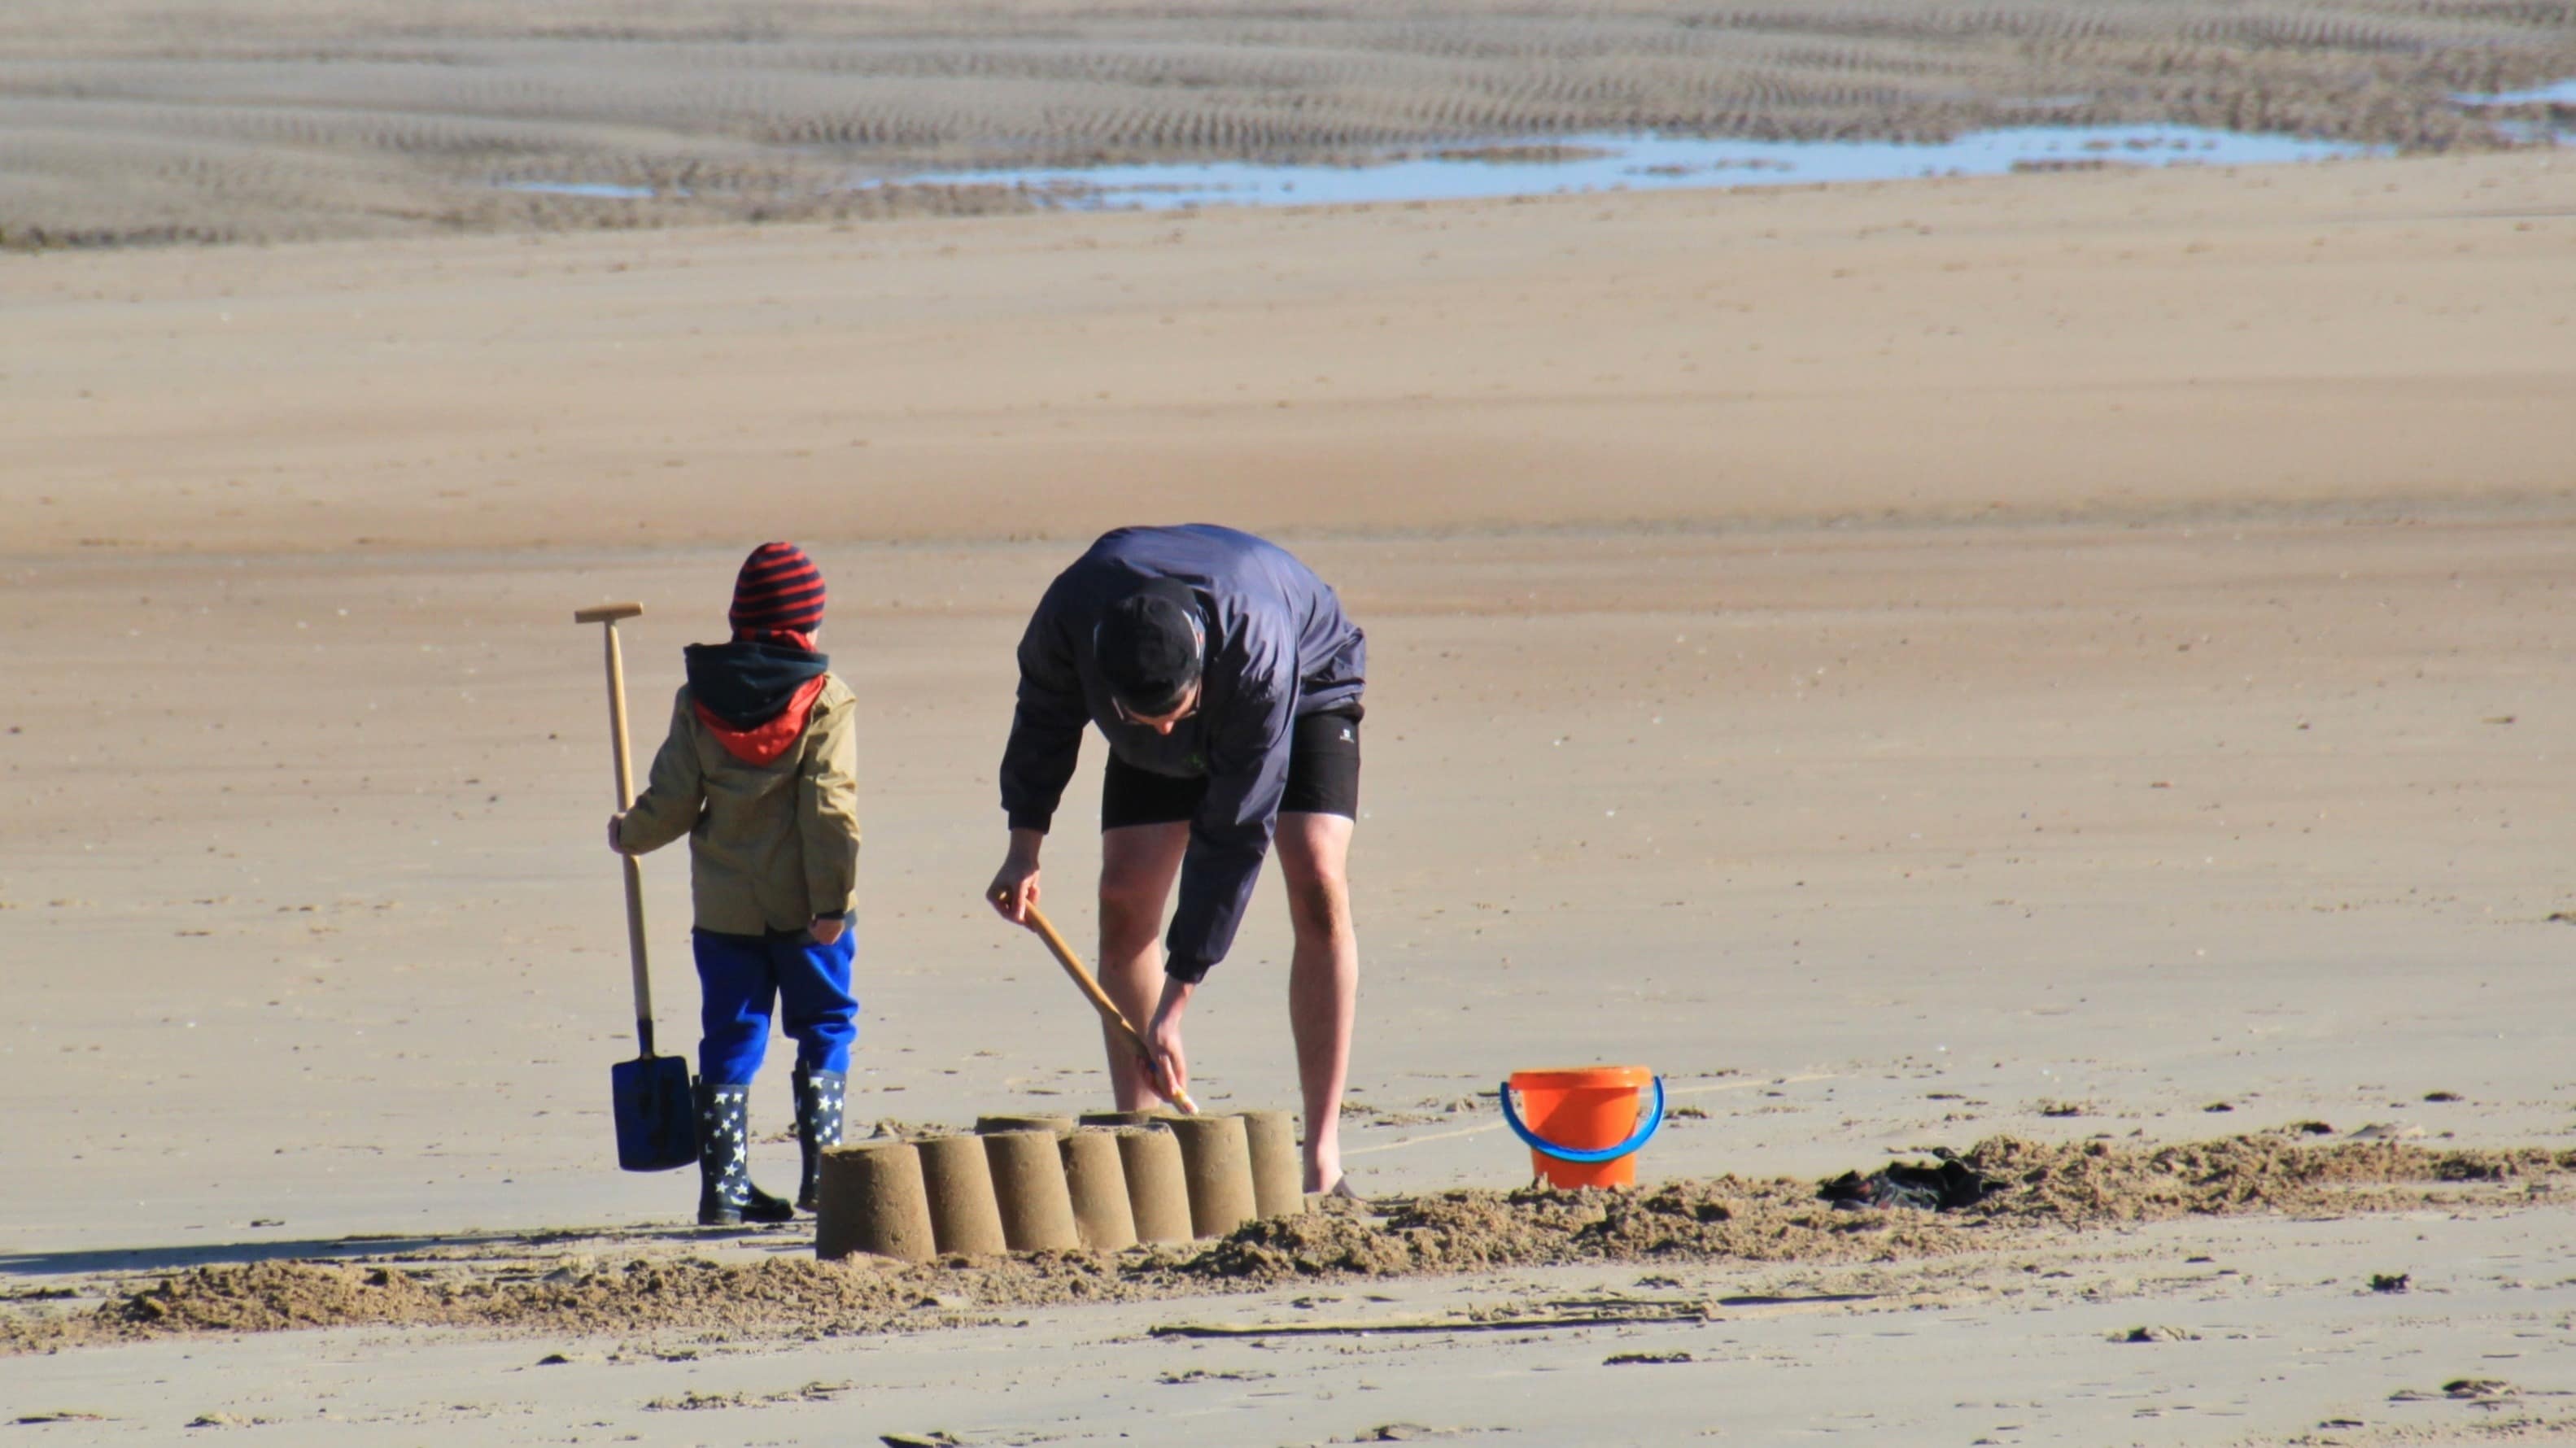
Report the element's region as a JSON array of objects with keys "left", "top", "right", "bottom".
[
  {"left": 1191, "top": 1134, "right": 2576, "bottom": 1288},
  {"left": 1958, "top": 1136, "right": 2574, "bottom": 1223},
  {"left": 77, "top": 1251, "right": 1146, "bottom": 1346},
  {"left": 112, "top": 1263, "right": 453, "bottom": 1335},
  {"left": 1189, "top": 1179, "right": 1974, "bottom": 1284},
  {"left": 7, "top": 1132, "right": 2565, "bottom": 1354}
]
